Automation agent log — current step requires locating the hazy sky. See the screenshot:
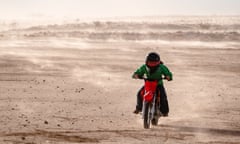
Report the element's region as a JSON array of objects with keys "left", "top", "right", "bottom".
[{"left": 0, "top": 0, "right": 239, "bottom": 19}]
